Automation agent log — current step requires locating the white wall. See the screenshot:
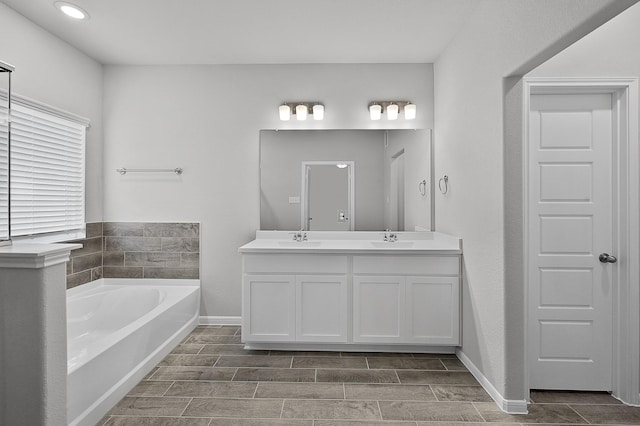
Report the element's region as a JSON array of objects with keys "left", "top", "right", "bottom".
[
  {"left": 103, "top": 64, "right": 433, "bottom": 317},
  {"left": 0, "top": 4, "right": 103, "bottom": 222},
  {"left": 434, "top": 0, "right": 637, "bottom": 403},
  {"left": 530, "top": 3, "right": 640, "bottom": 78}
]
